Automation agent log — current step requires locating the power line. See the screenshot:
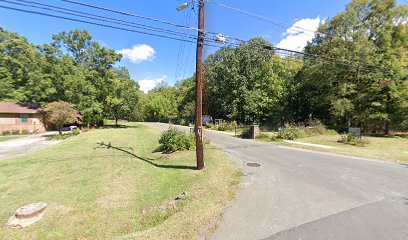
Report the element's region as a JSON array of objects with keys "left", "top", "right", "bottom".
[
  {"left": 181, "top": 5, "right": 196, "bottom": 80},
  {"left": 212, "top": 38, "right": 387, "bottom": 74},
  {"left": 61, "top": 0, "right": 200, "bottom": 31},
  {"left": 205, "top": 0, "right": 320, "bottom": 37},
  {"left": 174, "top": 9, "right": 190, "bottom": 82},
  {"left": 2, "top": 0, "right": 196, "bottom": 39},
  {"left": 0, "top": 2, "right": 388, "bottom": 75},
  {"left": 219, "top": 35, "right": 387, "bottom": 73},
  {"left": 0, "top": 4, "right": 223, "bottom": 47}
]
